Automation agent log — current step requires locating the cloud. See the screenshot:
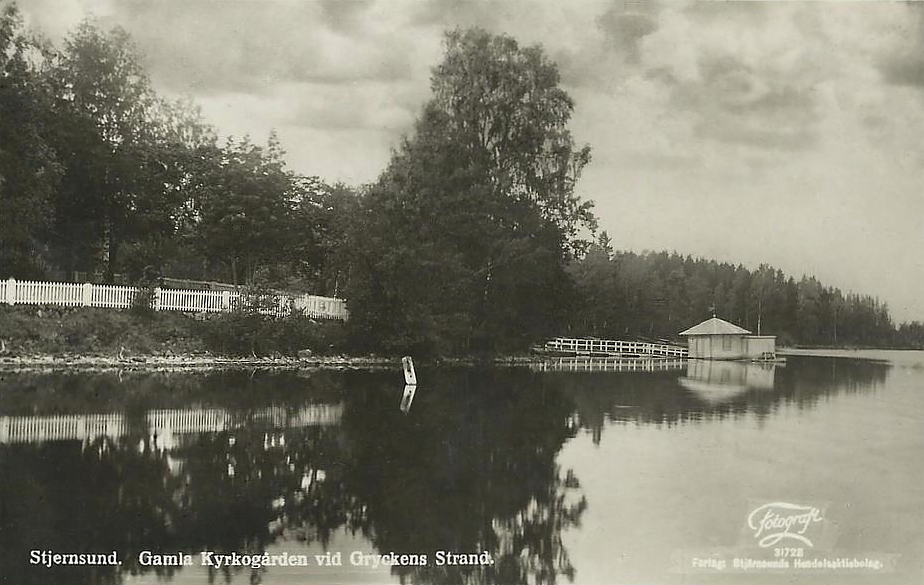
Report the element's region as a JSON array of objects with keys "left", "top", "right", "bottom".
[
  {"left": 631, "top": 3, "right": 830, "bottom": 154},
  {"left": 26, "top": 1, "right": 422, "bottom": 95},
  {"left": 880, "top": 55, "right": 924, "bottom": 87},
  {"left": 407, "top": 0, "right": 502, "bottom": 29},
  {"left": 672, "top": 56, "right": 819, "bottom": 151},
  {"left": 282, "top": 82, "right": 420, "bottom": 132},
  {"left": 874, "top": 5, "right": 924, "bottom": 88},
  {"left": 318, "top": 0, "right": 375, "bottom": 34},
  {"left": 596, "top": 0, "right": 660, "bottom": 64}
]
